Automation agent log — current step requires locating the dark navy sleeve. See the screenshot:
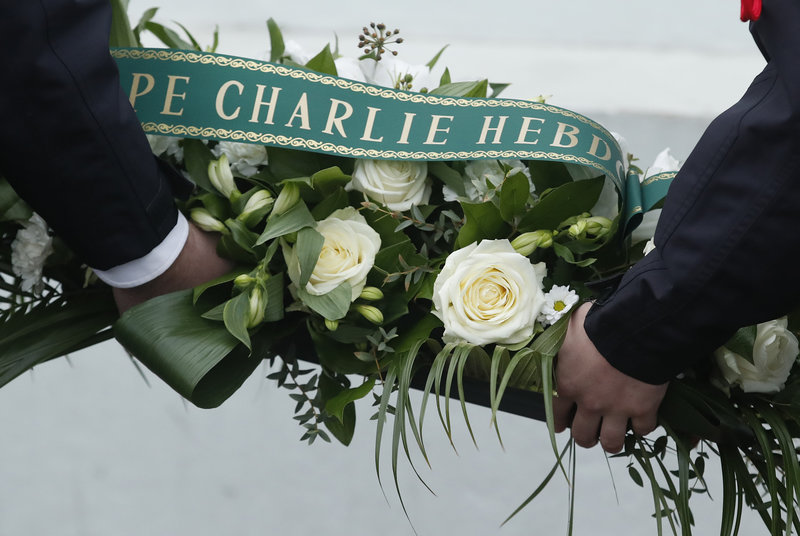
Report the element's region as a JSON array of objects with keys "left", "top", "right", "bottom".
[
  {"left": 0, "top": 0, "right": 188, "bottom": 270},
  {"left": 584, "top": 0, "right": 800, "bottom": 384}
]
